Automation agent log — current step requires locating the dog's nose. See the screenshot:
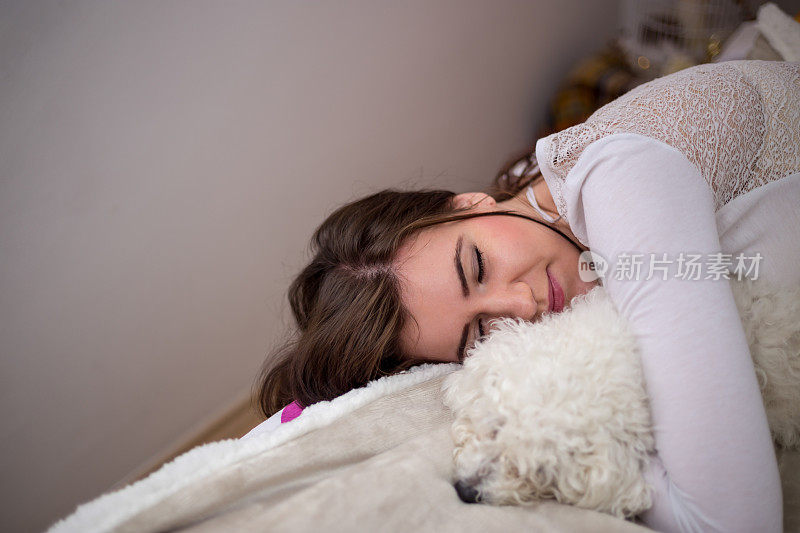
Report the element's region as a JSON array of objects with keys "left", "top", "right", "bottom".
[{"left": 454, "top": 480, "right": 481, "bottom": 503}]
